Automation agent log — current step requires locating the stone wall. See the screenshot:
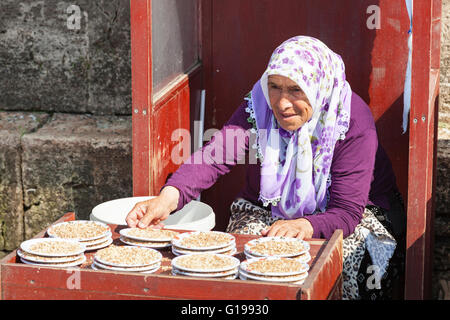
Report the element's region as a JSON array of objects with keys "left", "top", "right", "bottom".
[
  {"left": 0, "top": 0, "right": 133, "bottom": 257},
  {"left": 0, "top": 0, "right": 131, "bottom": 115}
]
